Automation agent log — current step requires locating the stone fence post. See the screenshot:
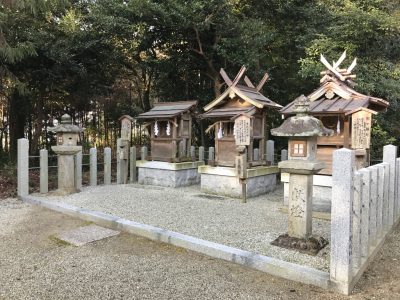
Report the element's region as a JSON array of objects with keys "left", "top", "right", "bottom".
[
  {"left": 397, "top": 158, "right": 400, "bottom": 219},
  {"left": 104, "top": 147, "right": 111, "bottom": 185},
  {"left": 330, "top": 148, "right": 355, "bottom": 294},
  {"left": 141, "top": 146, "right": 148, "bottom": 161},
  {"left": 199, "top": 146, "right": 205, "bottom": 162},
  {"left": 90, "top": 148, "right": 97, "bottom": 186},
  {"left": 266, "top": 140, "right": 274, "bottom": 165},
  {"left": 253, "top": 148, "right": 259, "bottom": 161},
  {"left": 40, "top": 149, "right": 48, "bottom": 194},
  {"left": 208, "top": 147, "right": 214, "bottom": 162},
  {"left": 281, "top": 149, "right": 288, "bottom": 161},
  {"left": 75, "top": 151, "right": 82, "bottom": 191},
  {"left": 17, "top": 138, "right": 29, "bottom": 197},
  {"left": 130, "top": 146, "right": 137, "bottom": 183},
  {"left": 383, "top": 145, "right": 398, "bottom": 225},
  {"left": 190, "top": 146, "right": 196, "bottom": 161}
]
